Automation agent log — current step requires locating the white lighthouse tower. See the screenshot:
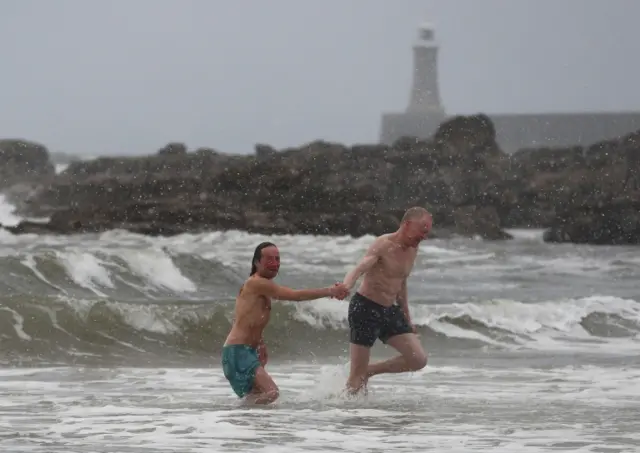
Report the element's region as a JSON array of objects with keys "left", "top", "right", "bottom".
[
  {"left": 379, "top": 21, "right": 447, "bottom": 145},
  {"left": 407, "top": 22, "right": 443, "bottom": 112}
]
